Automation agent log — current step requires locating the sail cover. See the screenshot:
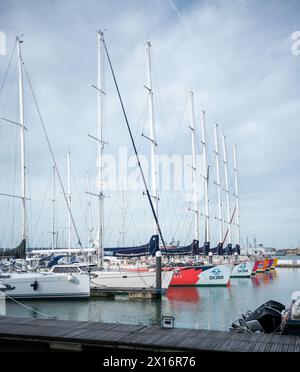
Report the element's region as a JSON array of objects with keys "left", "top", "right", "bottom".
[
  {"left": 223, "top": 243, "right": 233, "bottom": 255},
  {"left": 161, "top": 240, "right": 199, "bottom": 256},
  {"left": 210, "top": 242, "right": 223, "bottom": 255},
  {"left": 104, "top": 235, "right": 159, "bottom": 257},
  {"left": 199, "top": 241, "right": 210, "bottom": 255}
]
